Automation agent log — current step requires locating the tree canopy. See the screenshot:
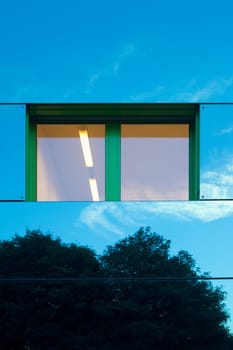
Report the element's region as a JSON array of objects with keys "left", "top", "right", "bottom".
[{"left": 0, "top": 228, "right": 232, "bottom": 349}]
